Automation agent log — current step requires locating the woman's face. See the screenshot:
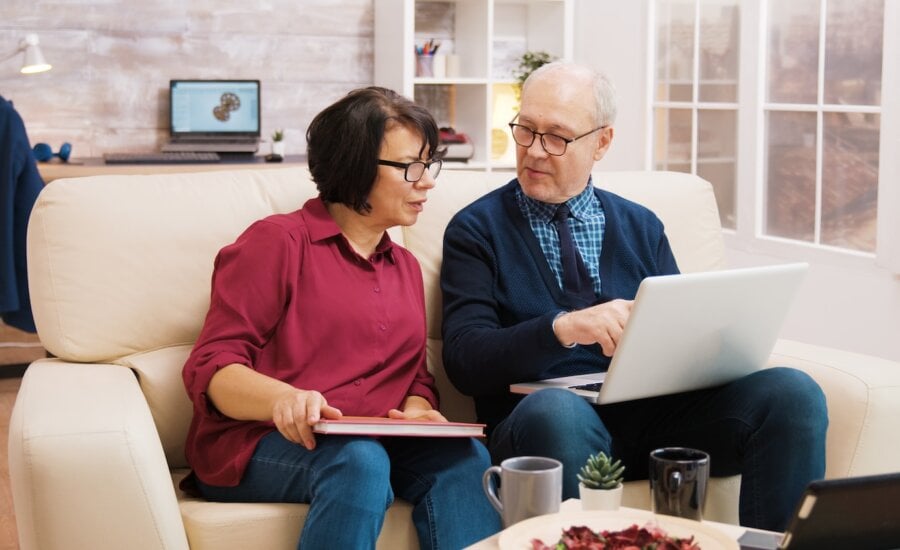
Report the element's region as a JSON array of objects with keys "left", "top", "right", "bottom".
[{"left": 367, "top": 124, "right": 436, "bottom": 229}]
